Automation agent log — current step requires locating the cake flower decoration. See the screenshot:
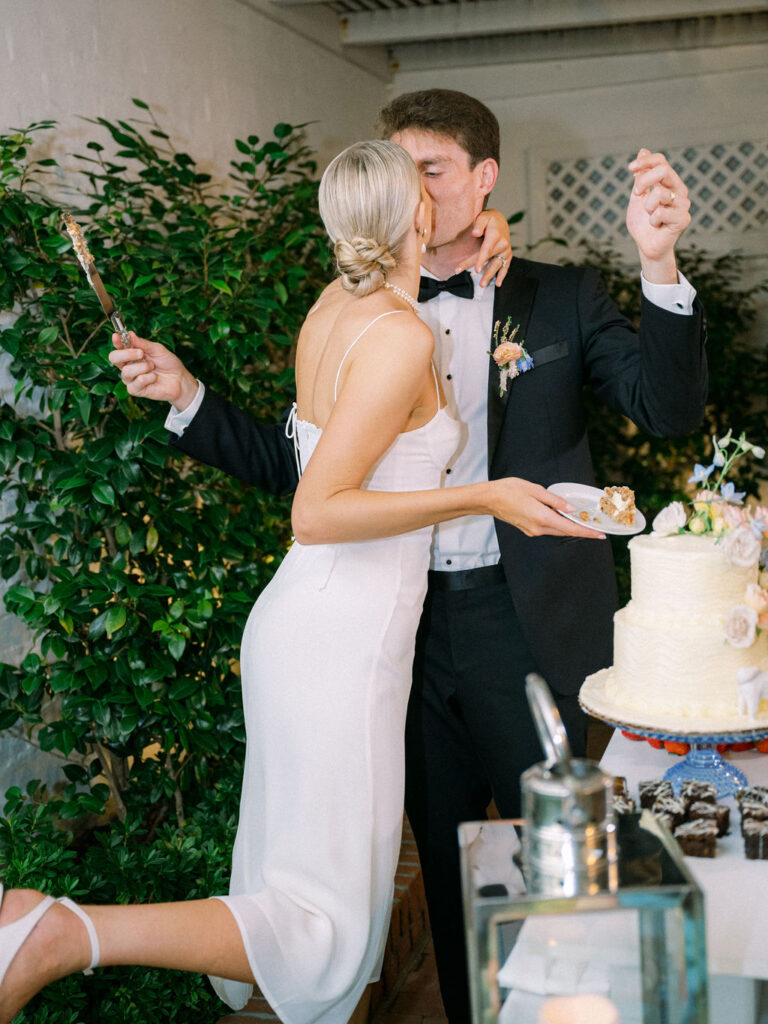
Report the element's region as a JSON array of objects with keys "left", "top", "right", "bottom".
[
  {"left": 688, "top": 463, "right": 714, "bottom": 485},
  {"left": 722, "top": 525, "right": 763, "bottom": 568},
  {"left": 489, "top": 317, "right": 534, "bottom": 396},
  {"left": 725, "top": 604, "right": 759, "bottom": 648},
  {"left": 721, "top": 481, "right": 746, "bottom": 504},
  {"left": 649, "top": 431, "right": 768, "bottom": 656},
  {"left": 651, "top": 501, "right": 686, "bottom": 536}
]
